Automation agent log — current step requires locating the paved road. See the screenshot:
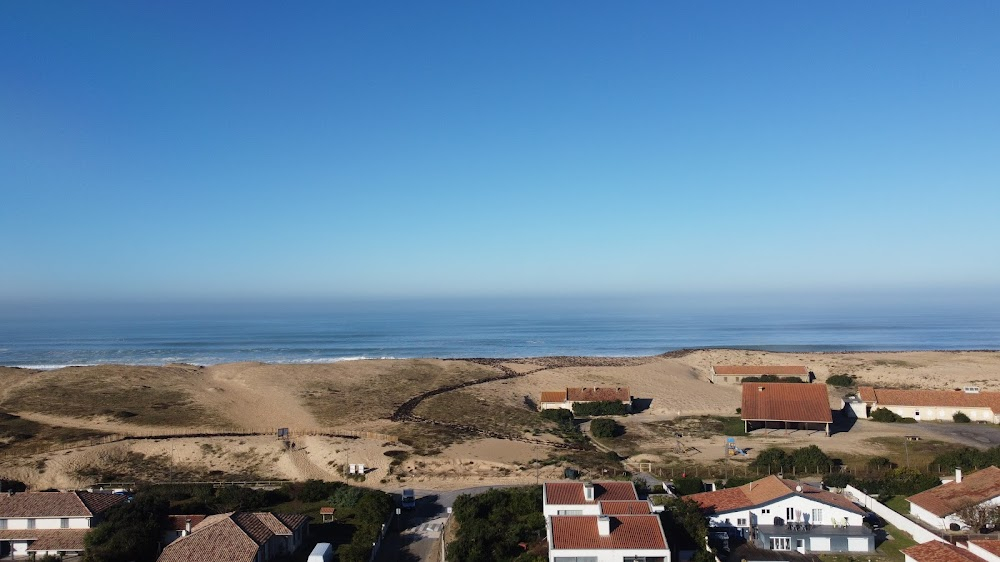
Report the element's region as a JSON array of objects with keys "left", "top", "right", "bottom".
[{"left": 375, "top": 486, "right": 516, "bottom": 562}]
